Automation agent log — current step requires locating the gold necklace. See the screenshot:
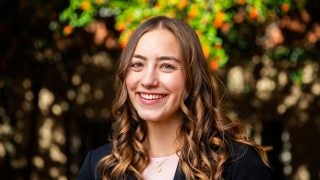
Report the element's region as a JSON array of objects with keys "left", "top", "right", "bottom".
[{"left": 156, "top": 158, "right": 168, "bottom": 172}]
